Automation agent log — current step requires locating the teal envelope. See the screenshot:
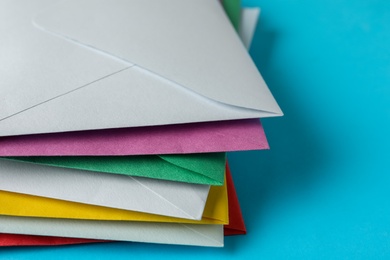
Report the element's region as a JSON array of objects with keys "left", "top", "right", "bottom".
[{"left": 5, "top": 153, "right": 226, "bottom": 186}]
